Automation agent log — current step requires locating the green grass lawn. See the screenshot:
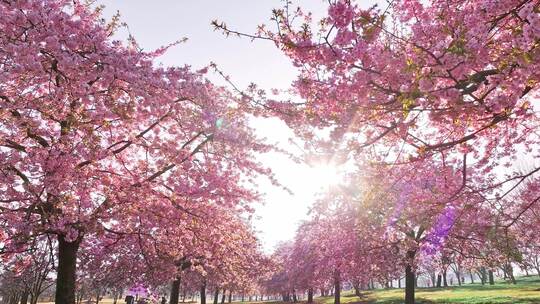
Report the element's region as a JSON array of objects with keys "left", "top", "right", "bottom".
[{"left": 314, "top": 276, "right": 540, "bottom": 304}]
